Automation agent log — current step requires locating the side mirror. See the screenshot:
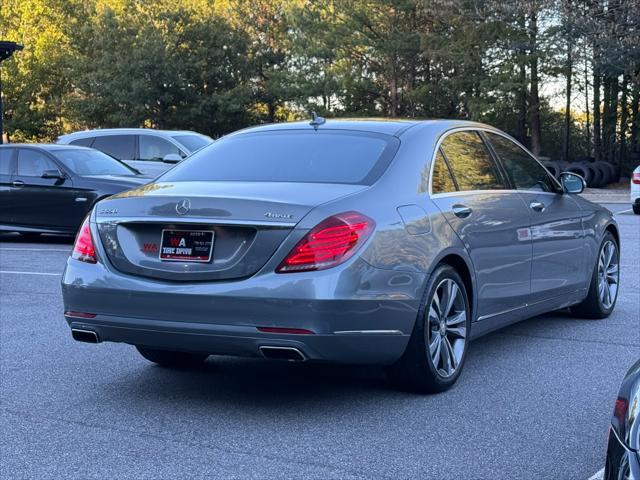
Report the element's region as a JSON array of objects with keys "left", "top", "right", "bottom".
[
  {"left": 162, "top": 153, "right": 182, "bottom": 164},
  {"left": 560, "top": 172, "right": 586, "bottom": 194},
  {"left": 41, "top": 169, "right": 65, "bottom": 180}
]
